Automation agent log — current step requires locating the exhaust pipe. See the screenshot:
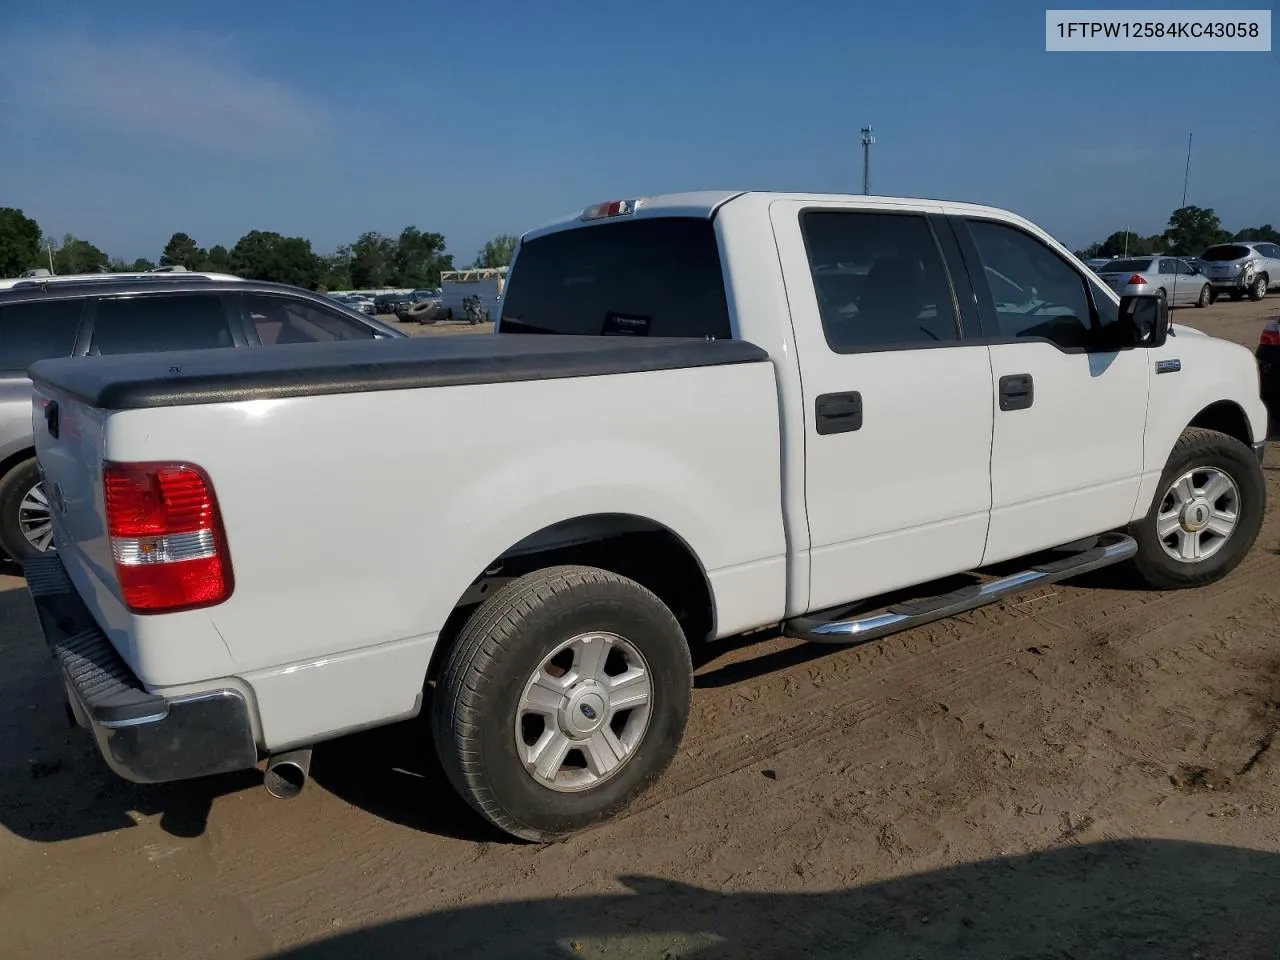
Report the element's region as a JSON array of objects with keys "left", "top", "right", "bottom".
[{"left": 263, "top": 748, "right": 312, "bottom": 799}]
